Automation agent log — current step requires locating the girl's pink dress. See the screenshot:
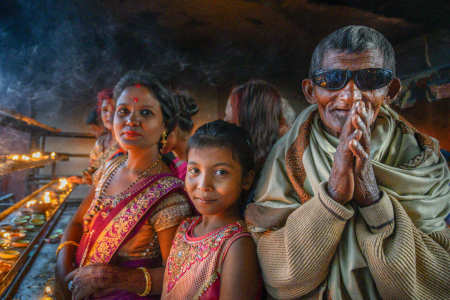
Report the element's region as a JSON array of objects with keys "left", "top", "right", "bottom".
[{"left": 161, "top": 216, "right": 258, "bottom": 300}]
